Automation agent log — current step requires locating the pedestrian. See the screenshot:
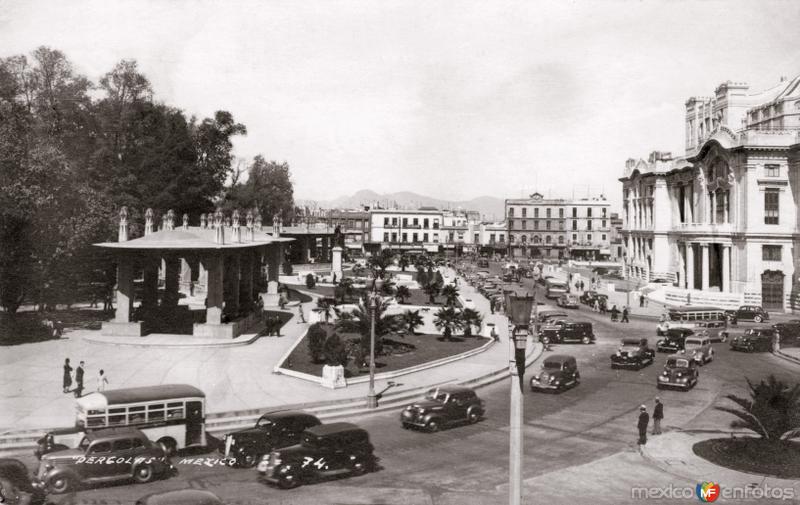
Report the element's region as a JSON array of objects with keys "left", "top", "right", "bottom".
[
  {"left": 62, "top": 358, "right": 73, "bottom": 393},
  {"left": 97, "top": 369, "right": 108, "bottom": 392},
  {"left": 490, "top": 298, "right": 495, "bottom": 314},
  {"left": 297, "top": 305, "right": 306, "bottom": 324},
  {"left": 621, "top": 306, "right": 630, "bottom": 323},
  {"left": 490, "top": 326, "right": 499, "bottom": 342},
  {"left": 653, "top": 398, "right": 664, "bottom": 435},
  {"left": 639, "top": 294, "right": 645, "bottom": 308},
  {"left": 591, "top": 276, "right": 595, "bottom": 286},
  {"left": 75, "top": 361, "right": 85, "bottom": 398},
  {"left": 274, "top": 315, "right": 282, "bottom": 336},
  {"left": 593, "top": 299, "right": 599, "bottom": 313},
  {"left": 610, "top": 305, "right": 619, "bottom": 322},
  {"left": 579, "top": 280, "right": 584, "bottom": 291},
  {"left": 637, "top": 405, "right": 649, "bottom": 445},
  {"left": 645, "top": 297, "right": 649, "bottom": 307},
  {"left": 600, "top": 298, "right": 608, "bottom": 314}
]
